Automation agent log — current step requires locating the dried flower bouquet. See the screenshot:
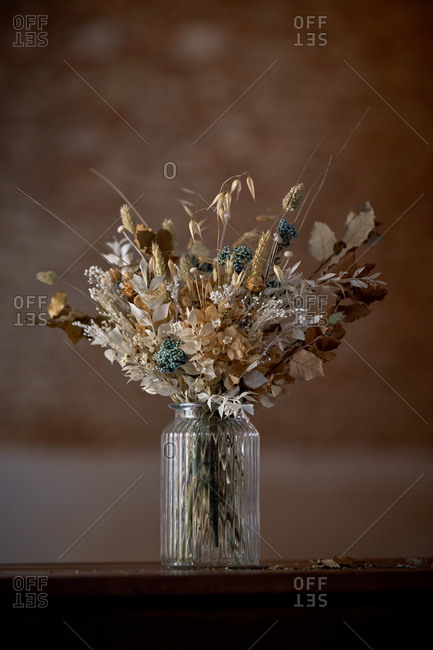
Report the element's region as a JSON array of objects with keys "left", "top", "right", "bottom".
[{"left": 38, "top": 173, "right": 387, "bottom": 419}]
